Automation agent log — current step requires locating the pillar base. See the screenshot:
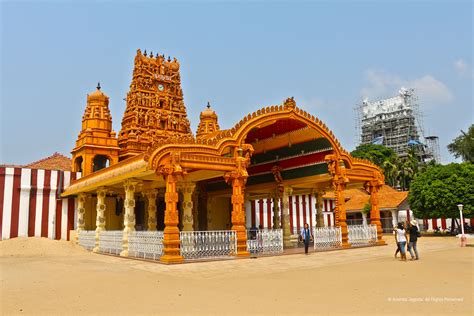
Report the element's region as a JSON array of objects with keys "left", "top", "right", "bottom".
[
  {"left": 376, "top": 240, "right": 386, "bottom": 246},
  {"left": 92, "top": 246, "right": 100, "bottom": 253},
  {"left": 120, "top": 250, "right": 129, "bottom": 257},
  {"left": 341, "top": 242, "right": 351, "bottom": 249},
  {"left": 283, "top": 238, "right": 293, "bottom": 248},
  {"left": 160, "top": 254, "right": 184, "bottom": 264},
  {"left": 236, "top": 251, "right": 250, "bottom": 257}
]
